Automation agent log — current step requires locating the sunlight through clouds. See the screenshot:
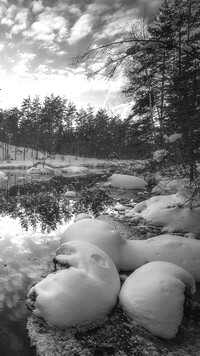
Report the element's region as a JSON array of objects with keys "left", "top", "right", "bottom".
[{"left": 0, "top": 0, "right": 163, "bottom": 112}]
